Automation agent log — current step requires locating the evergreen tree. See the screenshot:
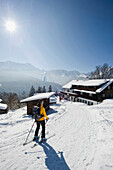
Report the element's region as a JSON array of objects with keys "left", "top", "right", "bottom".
[
  {"left": 48, "top": 85, "right": 52, "bottom": 92},
  {"left": 29, "top": 86, "right": 35, "bottom": 97},
  {"left": 42, "top": 86, "right": 46, "bottom": 93},
  {"left": 36, "top": 86, "right": 42, "bottom": 93},
  {"left": 55, "top": 90, "right": 58, "bottom": 96}
]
